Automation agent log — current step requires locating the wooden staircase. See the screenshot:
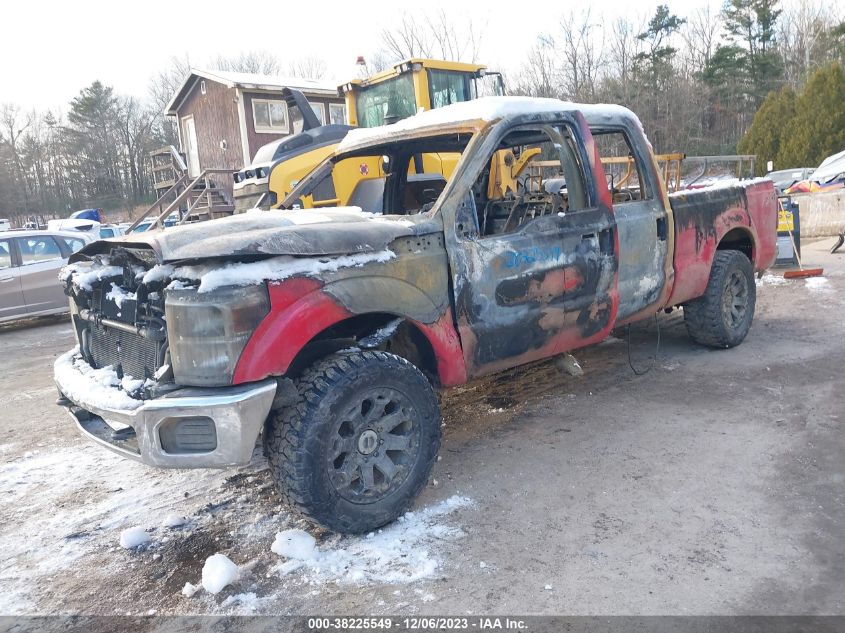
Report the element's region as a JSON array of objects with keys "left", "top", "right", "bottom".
[{"left": 137, "top": 147, "right": 235, "bottom": 231}]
